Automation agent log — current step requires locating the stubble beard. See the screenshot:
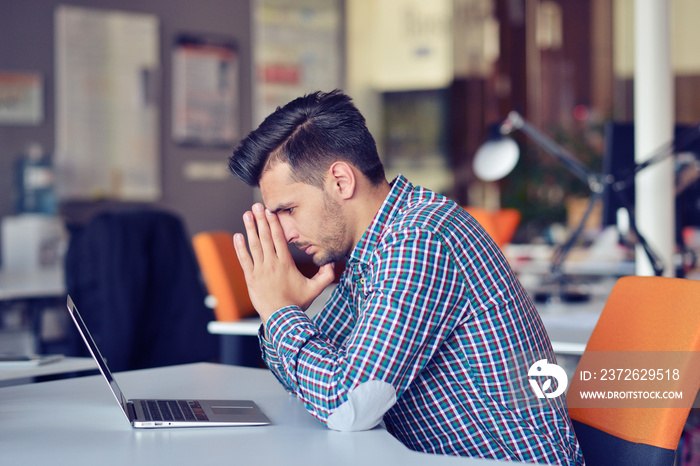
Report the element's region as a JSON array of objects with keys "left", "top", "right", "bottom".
[{"left": 310, "top": 192, "right": 349, "bottom": 267}]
